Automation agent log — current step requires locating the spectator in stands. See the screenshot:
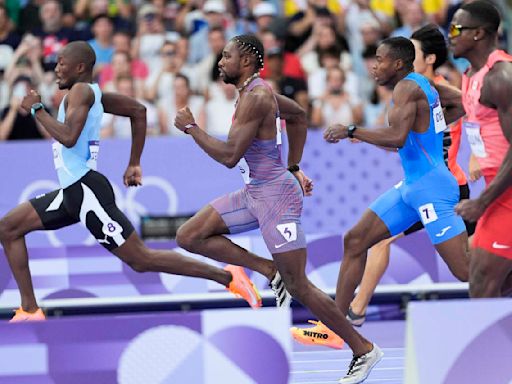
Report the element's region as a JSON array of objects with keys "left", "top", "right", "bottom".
[
  {"left": 0, "top": 76, "right": 49, "bottom": 140},
  {"left": 145, "top": 40, "right": 182, "bottom": 105},
  {"left": 87, "top": 14, "right": 115, "bottom": 75},
  {"left": 111, "top": 29, "right": 133, "bottom": 52},
  {"left": 391, "top": 1, "right": 427, "bottom": 37},
  {"left": 174, "top": 35, "right": 196, "bottom": 88},
  {"left": 260, "top": 29, "right": 306, "bottom": 80},
  {"left": 18, "top": 0, "right": 76, "bottom": 34},
  {"left": 74, "top": 0, "right": 133, "bottom": 26},
  {"left": 0, "top": 4, "right": 21, "bottom": 50},
  {"left": 343, "top": 0, "right": 392, "bottom": 75},
  {"left": 265, "top": 46, "right": 309, "bottom": 111},
  {"left": 307, "top": 45, "right": 360, "bottom": 102},
  {"left": 195, "top": 26, "right": 226, "bottom": 94},
  {"left": 205, "top": 79, "right": 237, "bottom": 136},
  {"left": 151, "top": 0, "right": 183, "bottom": 31},
  {"left": 31, "top": 0, "right": 83, "bottom": 72},
  {"left": 185, "top": 0, "right": 237, "bottom": 64},
  {"left": 310, "top": 67, "right": 363, "bottom": 129},
  {"left": 132, "top": 3, "right": 166, "bottom": 72},
  {"left": 297, "top": 23, "right": 350, "bottom": 75},
  {"left": 159, "top": 73, "right": 205, "bottom": 136},
  {"left": 358, "top": 44, "right": 379, "bottom": 103},
  {"left": 363, "top": 85, "right": 392, "bottom": 128},
  {"left": 252, "top": 2, "right": 278, "bottom": 32},
  {"left": 4, "top": 34, "right": 44, "bottom": 90},
  {"left": 101, "top": 75, "right": 159, "bottom": 138},
  {"left": 99, "top": 50, "right": 147, "bottom": 99},
  {"left": 286, "top": 0, "right": 345, "bottom": 52}
]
